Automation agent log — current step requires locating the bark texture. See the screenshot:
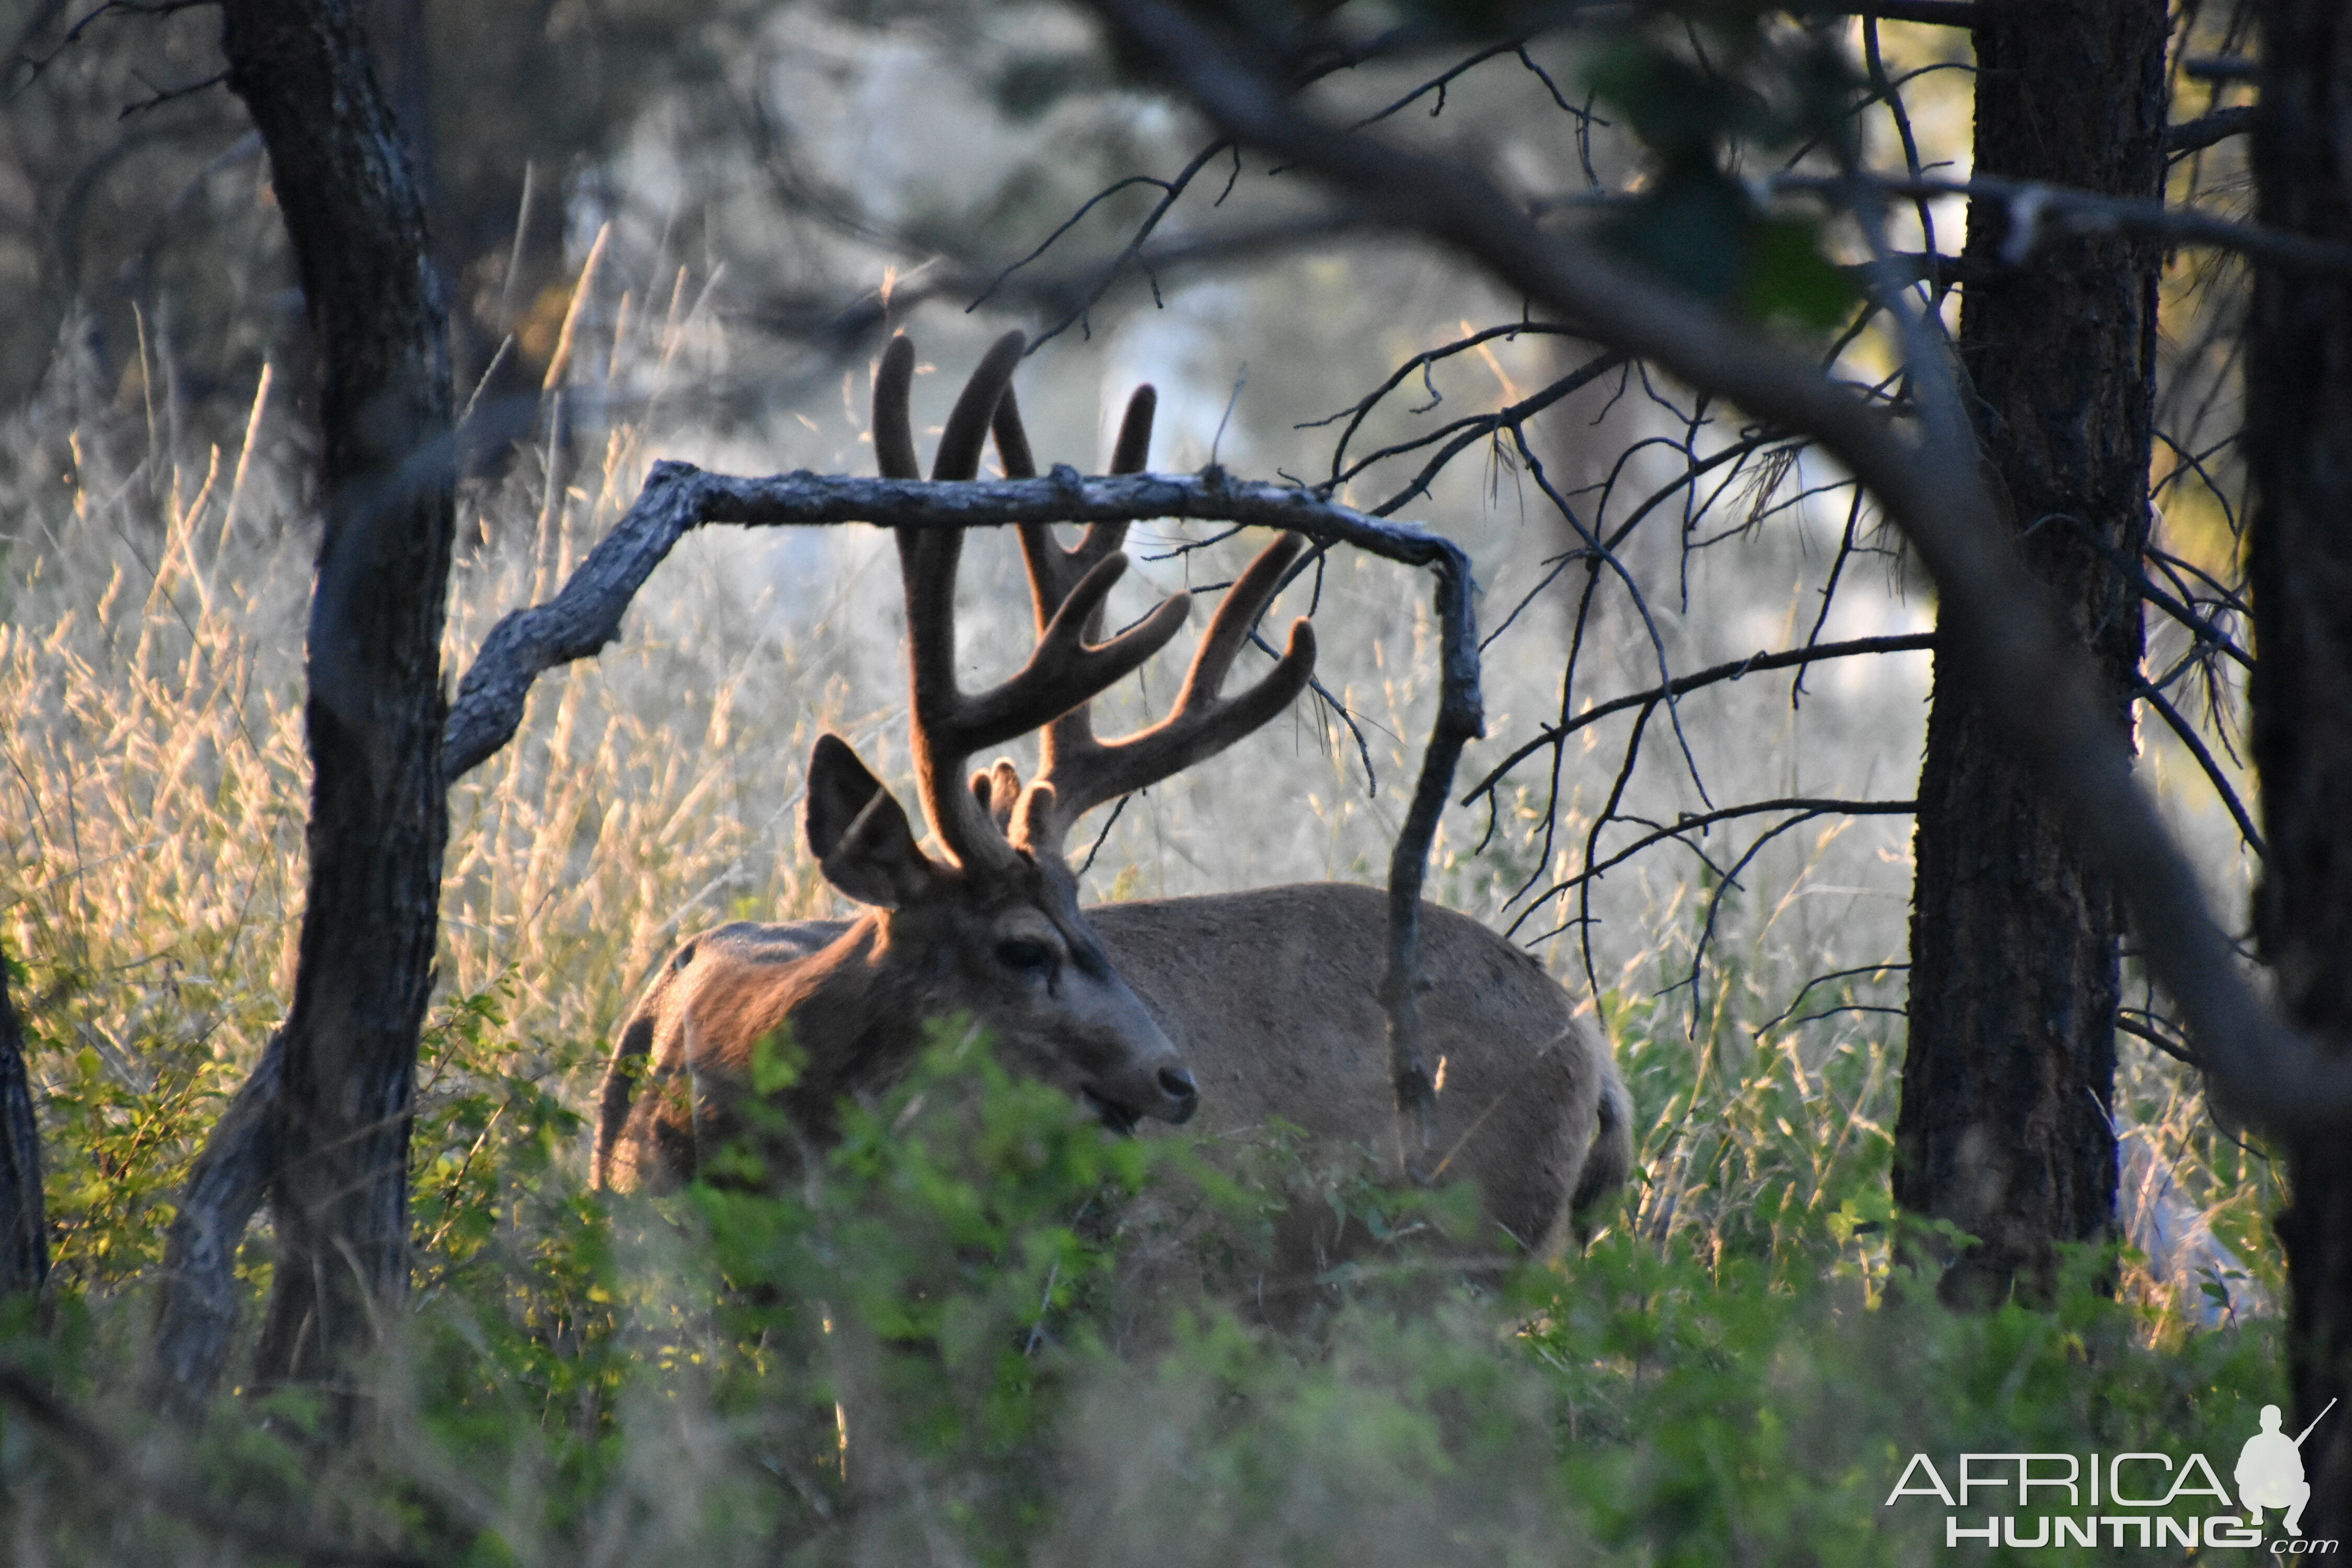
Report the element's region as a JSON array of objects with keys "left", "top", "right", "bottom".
[
  {"left": 149, "top": 1038, "right": 281, "bottom": 1405},
  {"left": 1895, "top": 0, "right": 2168, "bottom": 1306},
  {"left": 2247, "top": 1, "right": 2352, "bottom": 1535},
  {"left": 214, "top": 0, "right": 454, "bottom": 1402},
  {"left": 0, "top": 941, "right": 48, "bottom": 1297}
]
